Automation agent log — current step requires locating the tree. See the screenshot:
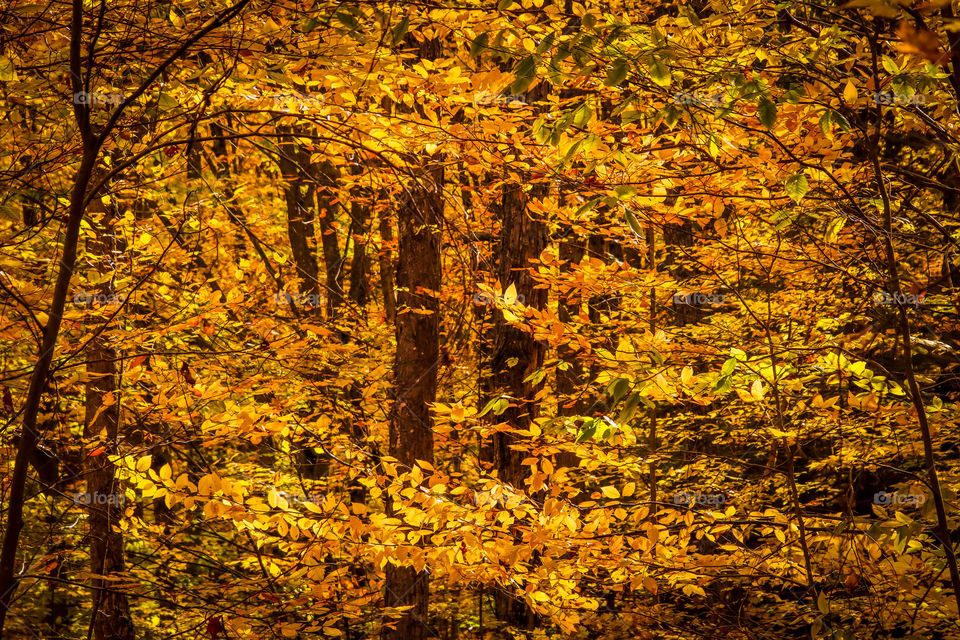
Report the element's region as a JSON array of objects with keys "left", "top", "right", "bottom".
[{"left": 3, "top": 0, "right": 960, "bottom": 638}]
